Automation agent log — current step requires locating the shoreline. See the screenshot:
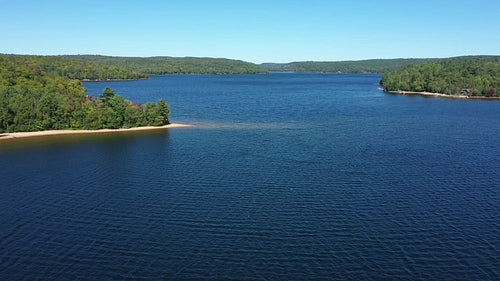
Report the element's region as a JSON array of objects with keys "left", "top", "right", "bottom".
[
  {"left": 0, "top": 123, "right": 193, "bottom": 141},
  {"left": 387, "top": 90, "right": 500, "bottom": 99},
  {"left": 80, "top": 77, "right": 149, "bottom": 82}
]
